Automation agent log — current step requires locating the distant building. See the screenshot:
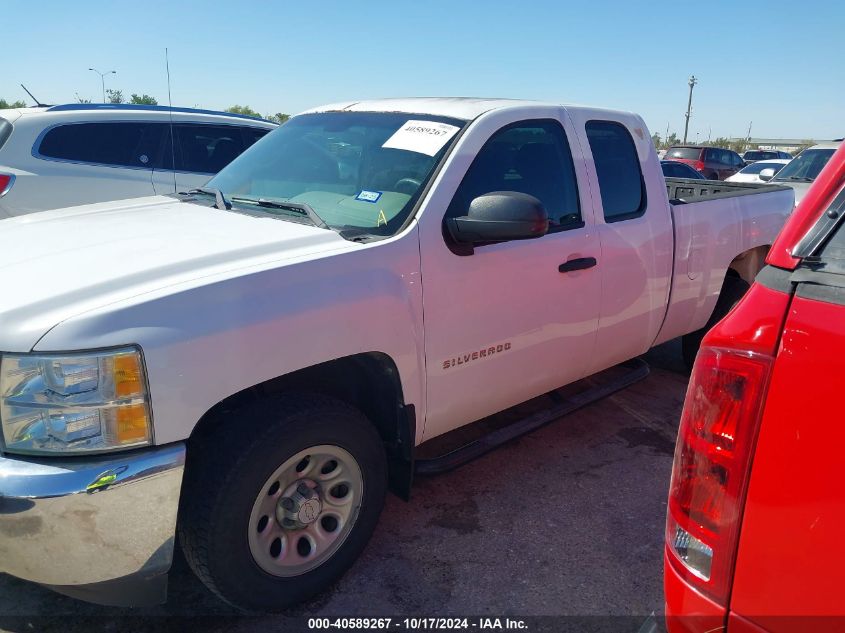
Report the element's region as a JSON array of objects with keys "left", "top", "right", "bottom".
[{"left": 731, "top": 137, "right": 837, "bottom": 153}]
